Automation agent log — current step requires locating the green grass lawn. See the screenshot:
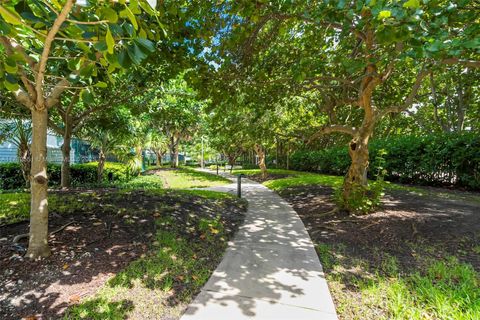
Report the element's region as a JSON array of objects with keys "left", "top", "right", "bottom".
[
  {"left": 0, "top": 168, "right": 232, "bottom": 225},
  {"left": 0, "top": 192, "right": 98, "bottom": 225},
  {"left": 233, "top": 168, "right": 343, "bottom": 189},
  {"left": 152, "top": 167, "right": 230, "bottom": 189},
  {"left": 317, "top": 243, "right": 480, "bottom": 319}
]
